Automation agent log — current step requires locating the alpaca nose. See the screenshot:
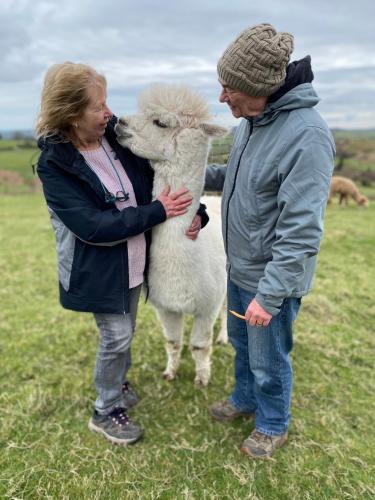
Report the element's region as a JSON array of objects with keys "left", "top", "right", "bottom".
[{"left": 118, "top": 117, "right": 128, "bottom": 127}]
